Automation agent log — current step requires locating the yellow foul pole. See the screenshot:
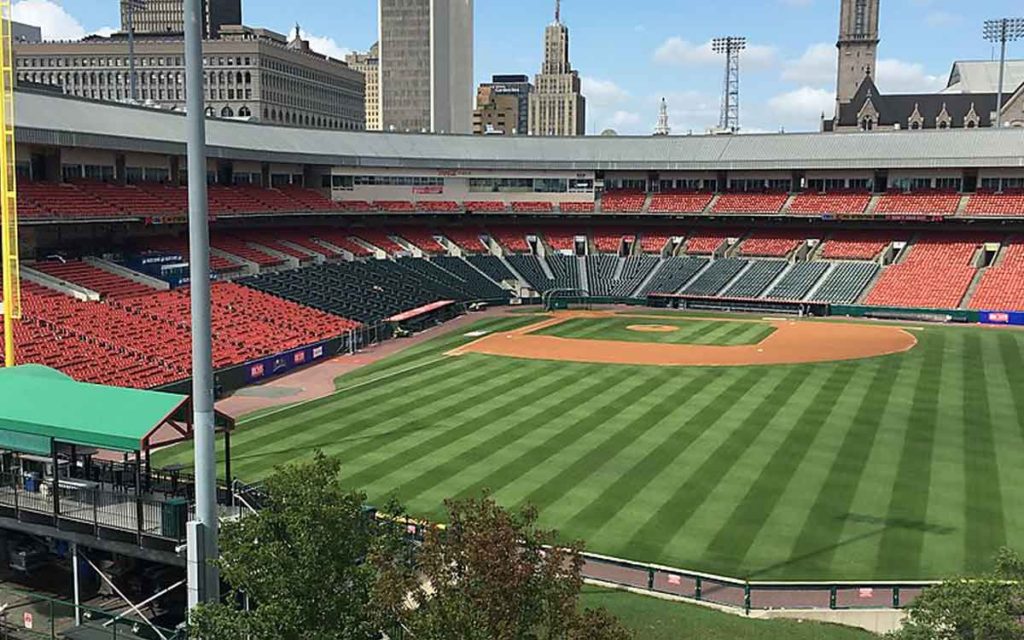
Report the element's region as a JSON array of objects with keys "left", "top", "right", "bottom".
[{"left": 0, "top": 0, "right": 20, "bottom": 368}]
